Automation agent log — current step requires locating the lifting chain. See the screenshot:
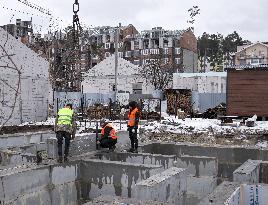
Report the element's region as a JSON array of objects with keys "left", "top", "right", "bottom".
[{"left": 72, "top": 0, "right": 81, "bottom": 47}]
